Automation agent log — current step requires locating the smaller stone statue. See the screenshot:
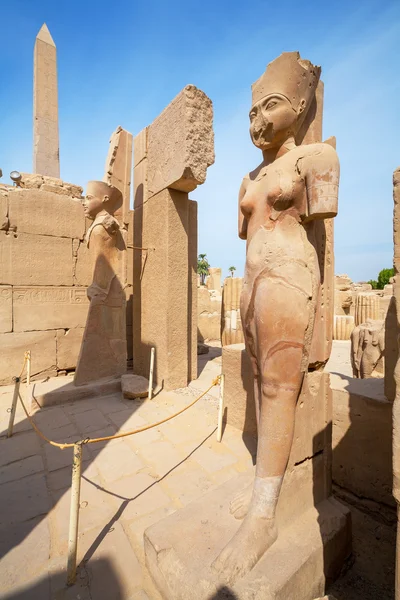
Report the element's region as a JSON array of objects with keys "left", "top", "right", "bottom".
[
  {"left": 351, "top": 319, "right": 385, "bottom": 378},
  {"left": 74, "top": 181, "right": 127, "bottom": 386}
]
